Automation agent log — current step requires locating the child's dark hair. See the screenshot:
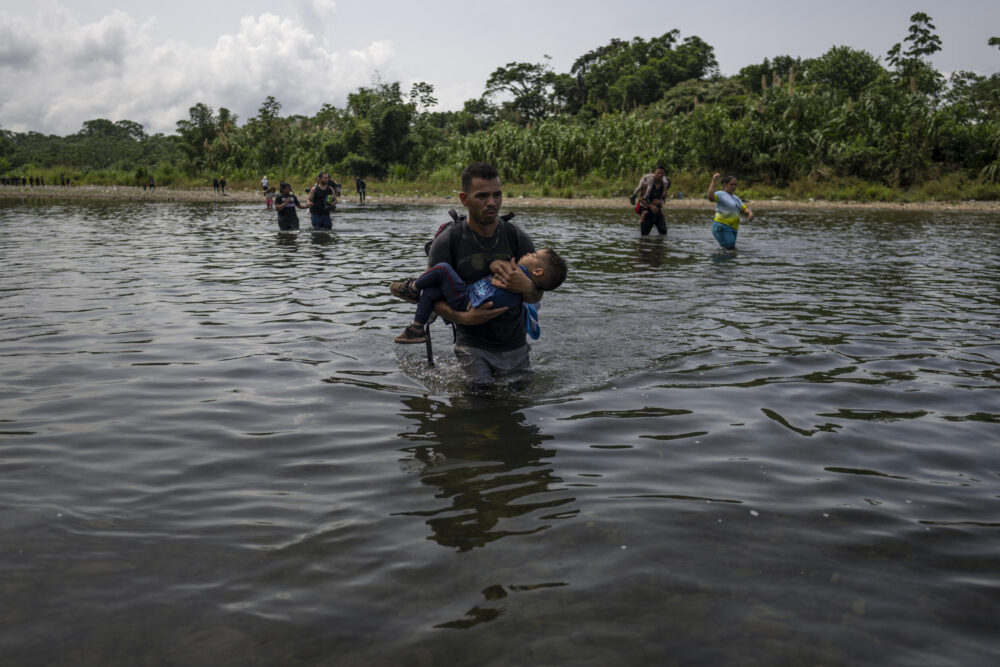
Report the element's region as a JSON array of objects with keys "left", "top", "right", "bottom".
[{"left": 536, "top": 249, "right": 567, "bottom": 291}]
